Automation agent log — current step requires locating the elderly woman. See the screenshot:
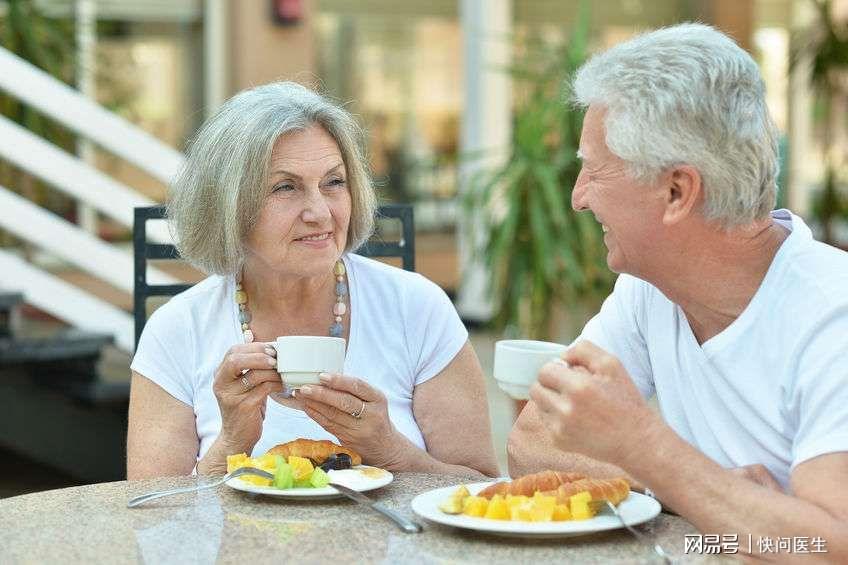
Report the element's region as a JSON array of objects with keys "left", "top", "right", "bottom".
[{"left": 127, "top": 82, "right": 498, "bottom": 478}]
